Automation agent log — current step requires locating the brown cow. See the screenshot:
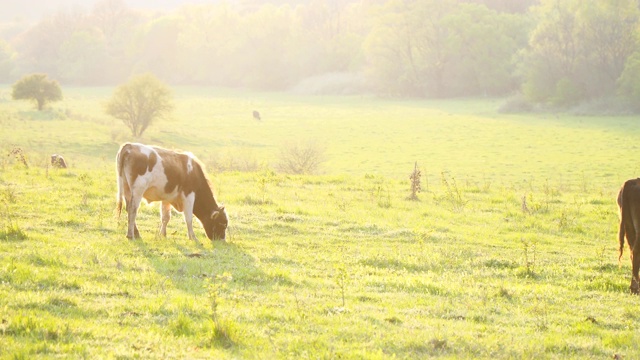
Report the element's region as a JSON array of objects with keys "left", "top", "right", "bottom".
[
  {"left": 116, "top": 143, "right": 228, "bottom": 242},
  {"left": 617, "top": 178, "right": 640, "bottom": 293}
]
